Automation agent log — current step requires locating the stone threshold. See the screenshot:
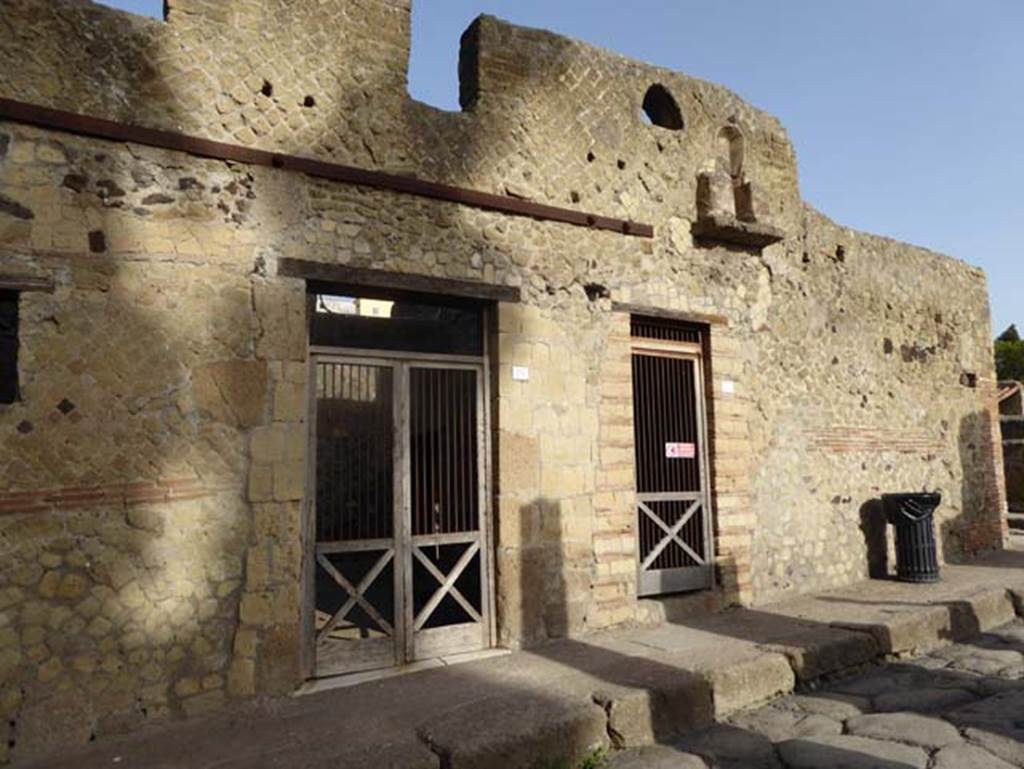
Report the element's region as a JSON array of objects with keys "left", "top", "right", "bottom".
[
  {"left": 294, "top": 648, "right": 512, "bottom": 696},
  {"left": 22, "top": 547, "right": 1024, "bottom": 769}
]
